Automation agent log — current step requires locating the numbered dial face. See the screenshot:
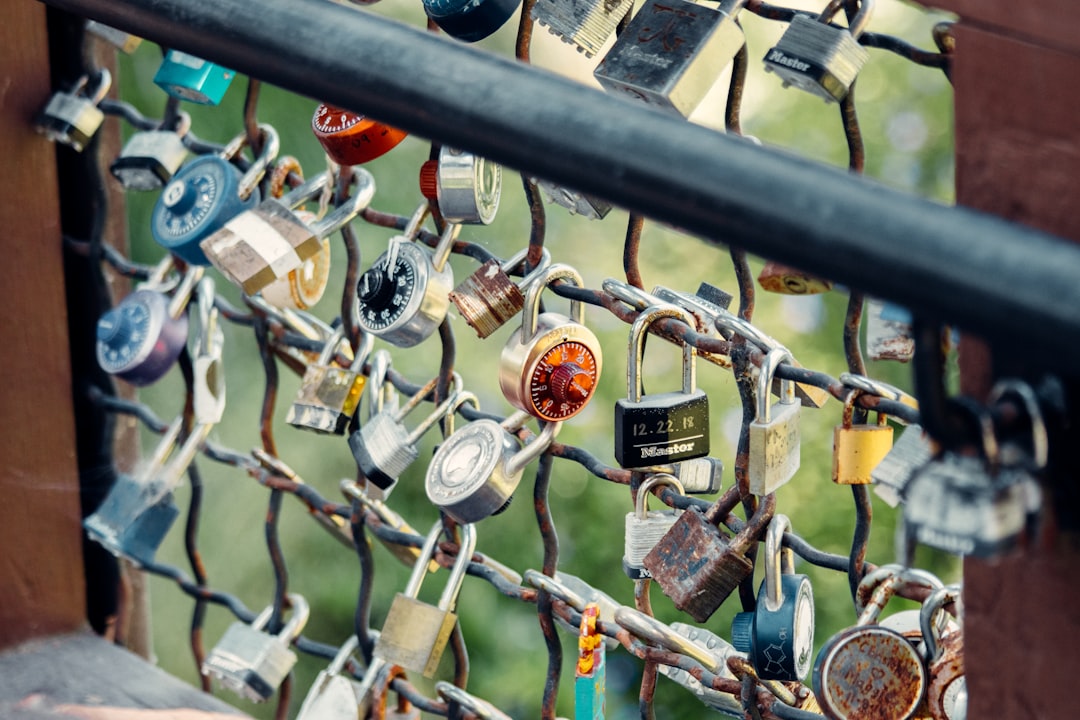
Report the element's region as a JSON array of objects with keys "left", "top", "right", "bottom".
[
  {"left": 528, "top": 340, "right": 599, "bottom": 421},
  {"left": 312, "top": 103, "right": 407, "bottom": 166},
  {"left": 96, "top": 298, "right": 154, "bottom": 373},
  {"left": 156, "top": 161, "right": 223, "bottom": 240},
  {"left": 356, "top": 251, "right": 418, "bottom": 333}
]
